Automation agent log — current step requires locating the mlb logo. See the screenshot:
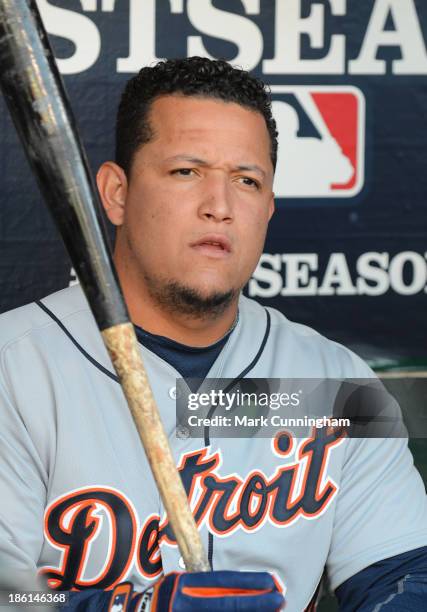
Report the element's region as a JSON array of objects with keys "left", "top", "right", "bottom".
[{"left": 271, "top": 86, "right": 365, "bottom": 199}]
